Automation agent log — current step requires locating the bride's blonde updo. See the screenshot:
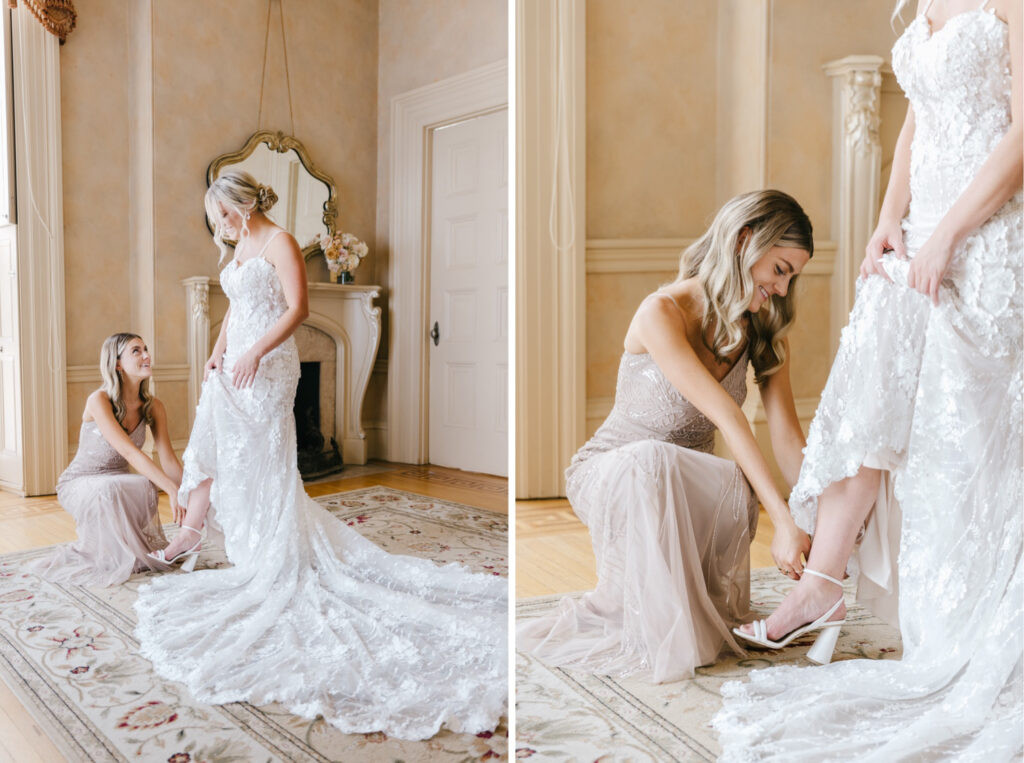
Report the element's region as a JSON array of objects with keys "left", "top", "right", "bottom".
[
  {"left": 672, "top": 189, "right": 813, "bottom": 384},
  {"left": 204, "top": 170, "right": 279, "bottom": 264}
]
